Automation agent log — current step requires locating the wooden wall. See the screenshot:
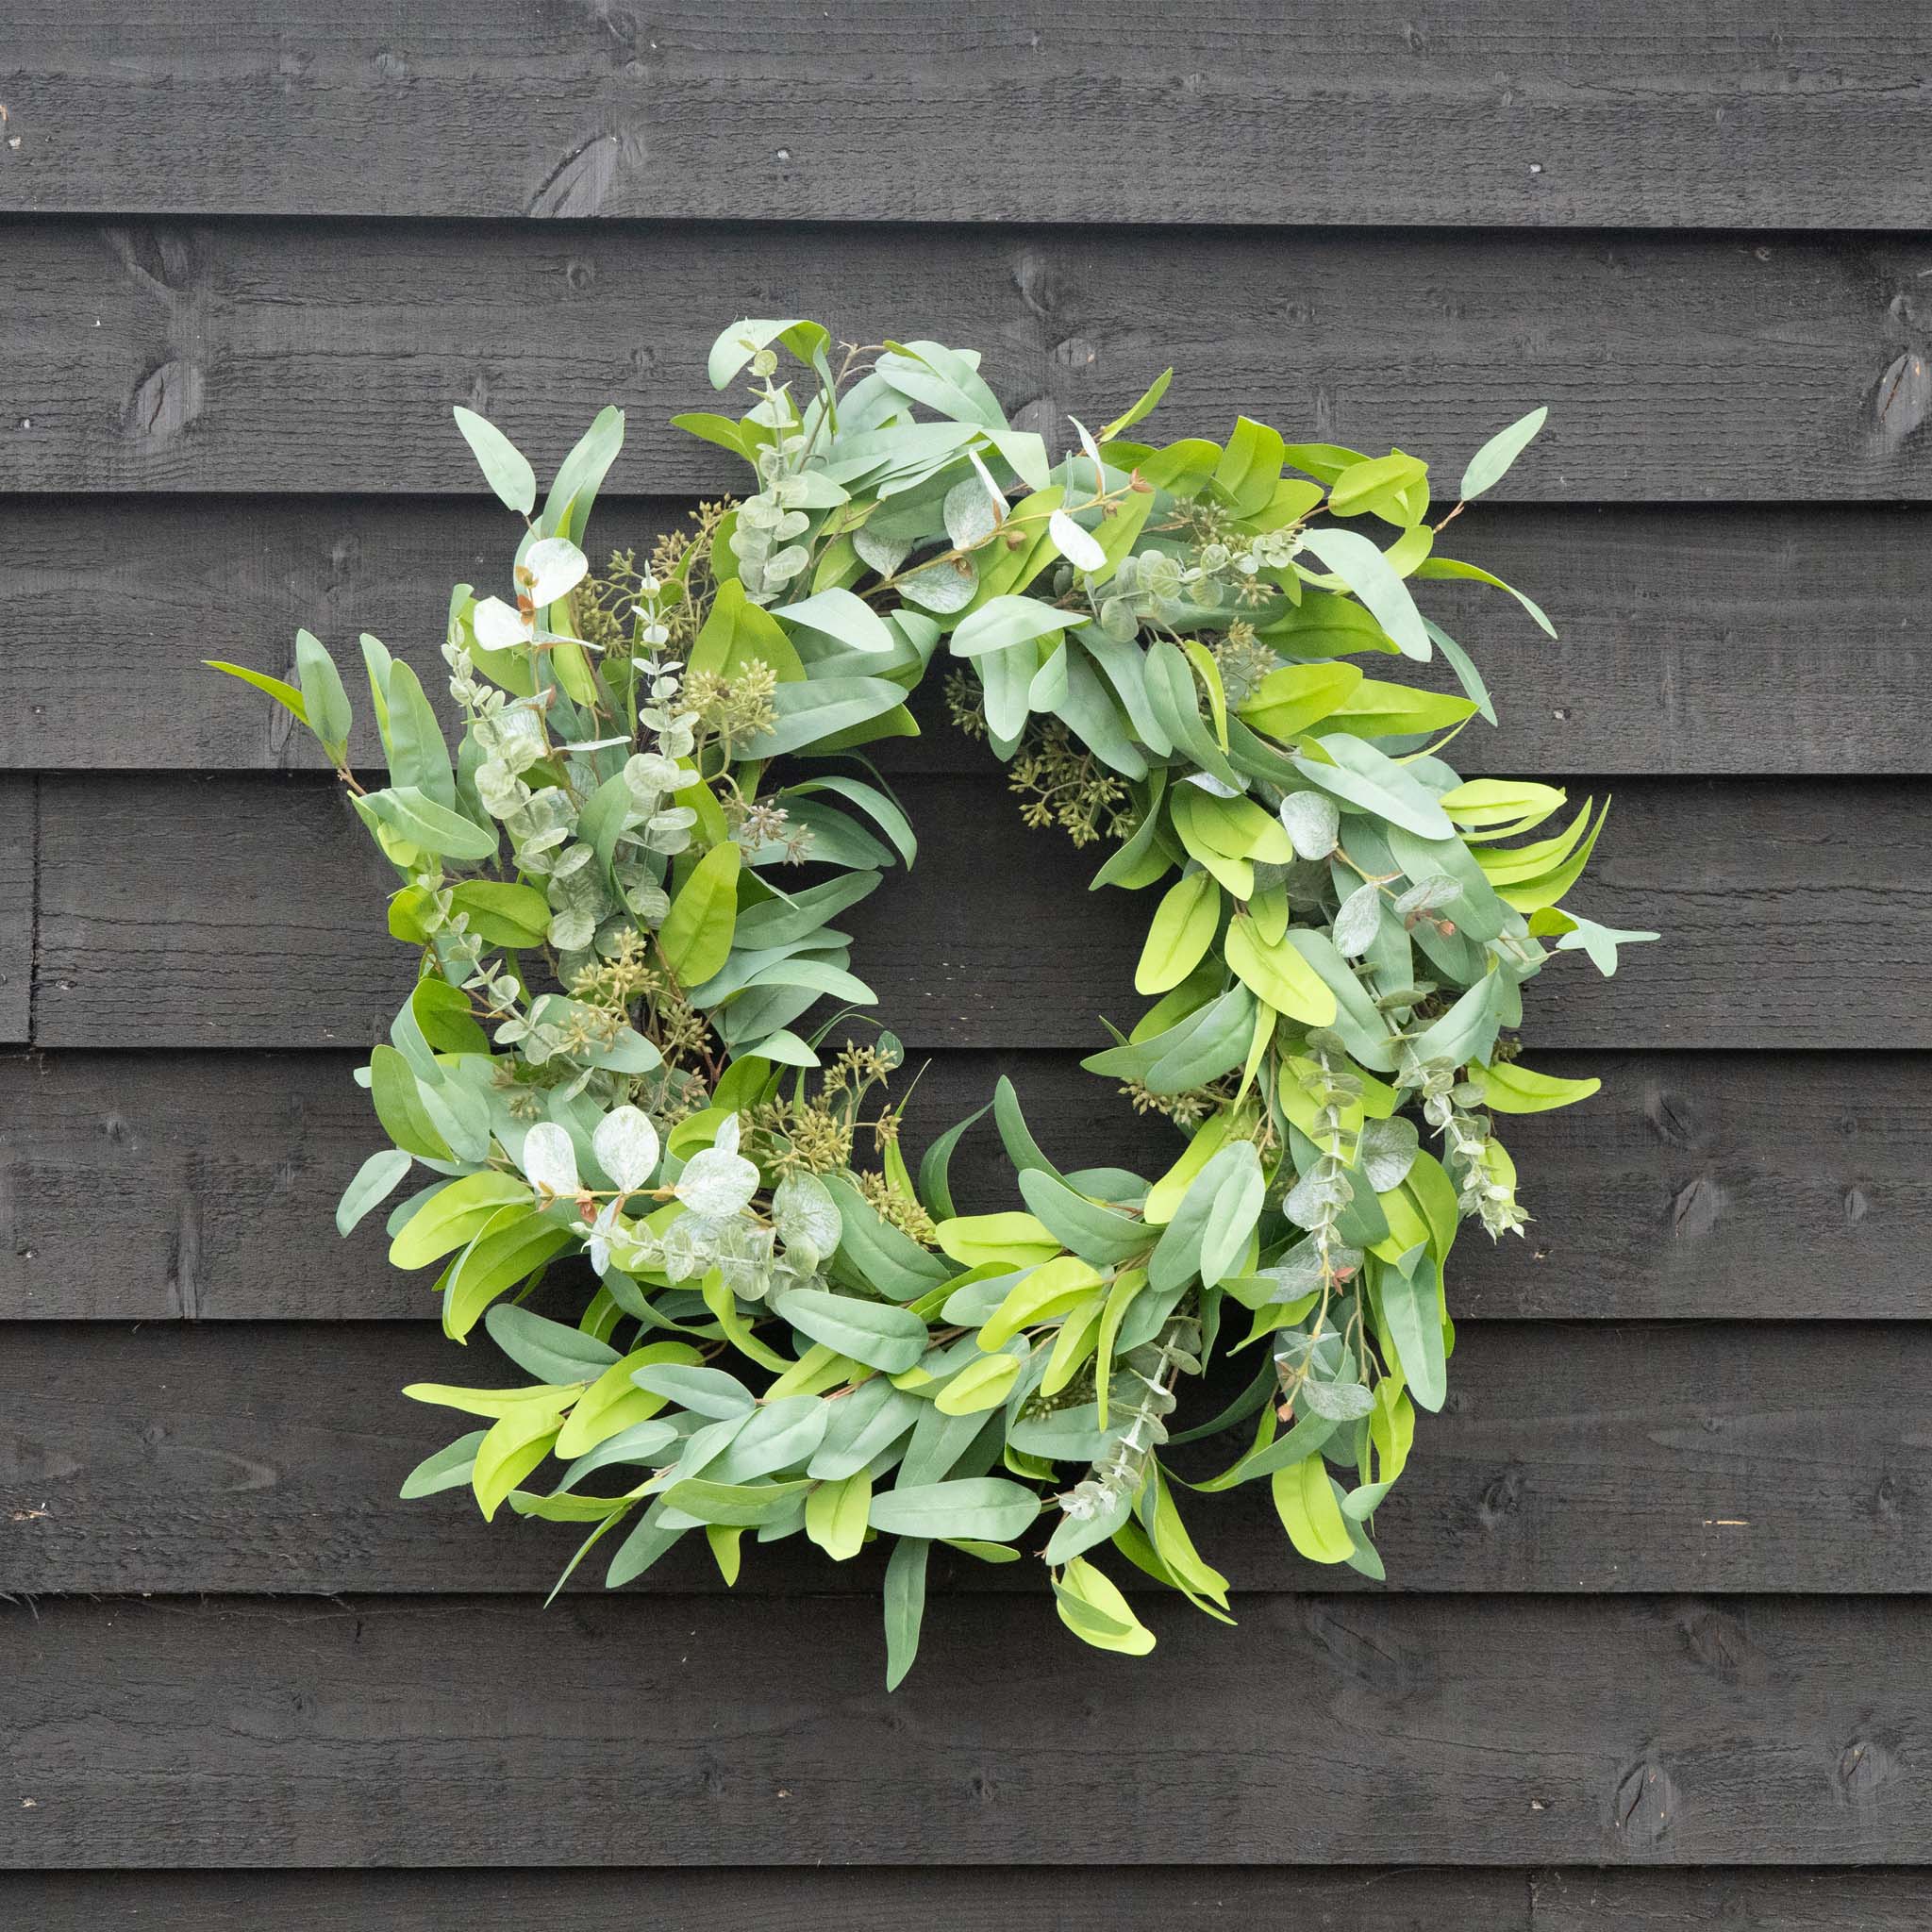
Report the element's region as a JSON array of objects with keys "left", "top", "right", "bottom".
[{"left": 5, "top": 6, "right": 1932, "bottom": 1922}]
